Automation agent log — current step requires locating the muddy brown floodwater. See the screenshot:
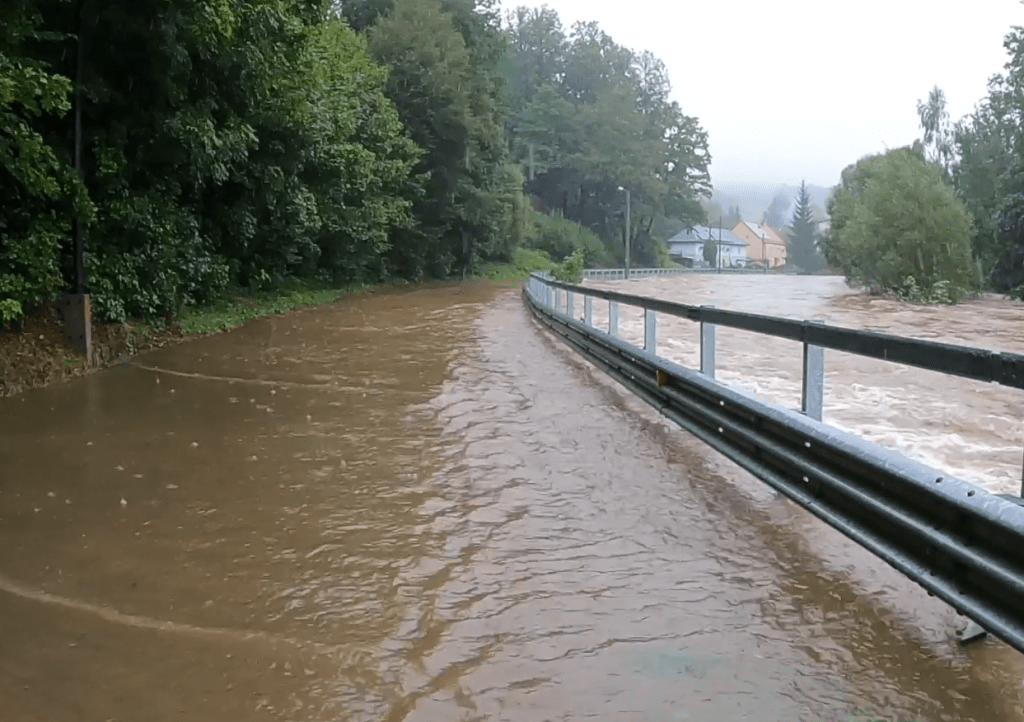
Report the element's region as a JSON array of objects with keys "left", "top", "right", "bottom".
[{"left": 1, "top": 278, "right": 1023, "bottom": 722}]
